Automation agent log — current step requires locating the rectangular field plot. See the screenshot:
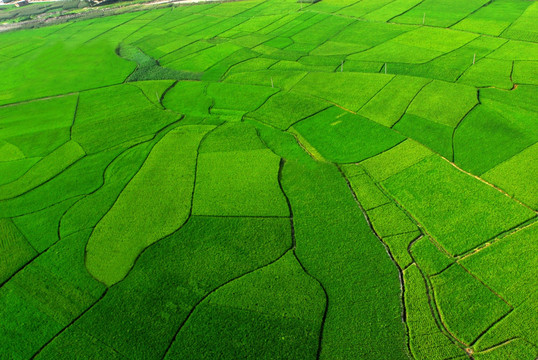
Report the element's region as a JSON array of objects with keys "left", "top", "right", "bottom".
[
  {"left": 292, "top": 107, "right": 404, "bottom": 163},
  {"left": 361, "top": 139, "right": 432, "bottom": 182},
  {"left": 451, "top": 0, "right": 532, "bottom": 36},
  {"left": 404, "top": 264, "right": 467, "bottom": 360},
  {"left": 382, "top": 155, "right": 535, "bottom": 255},
  {"left": 431, "top": 264, "right": 511, "bottom": 345},
  {"left": 292, "top": 72, "right": 393, "bottom": 111},
  {"left": 392, "top": 0, "right": 490, "bottom": 27},
  {"left": 453, "top": 100, "right": 538, "bottom": 175},
  {"left": 461, "top": 222, "right": 537, "bottom": 306},
  {"left": 282, "top": 159, "right": 409, "bottom": 360},
  {"left": 482, "top": 143, "right": 538, "bottom": 210}
]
